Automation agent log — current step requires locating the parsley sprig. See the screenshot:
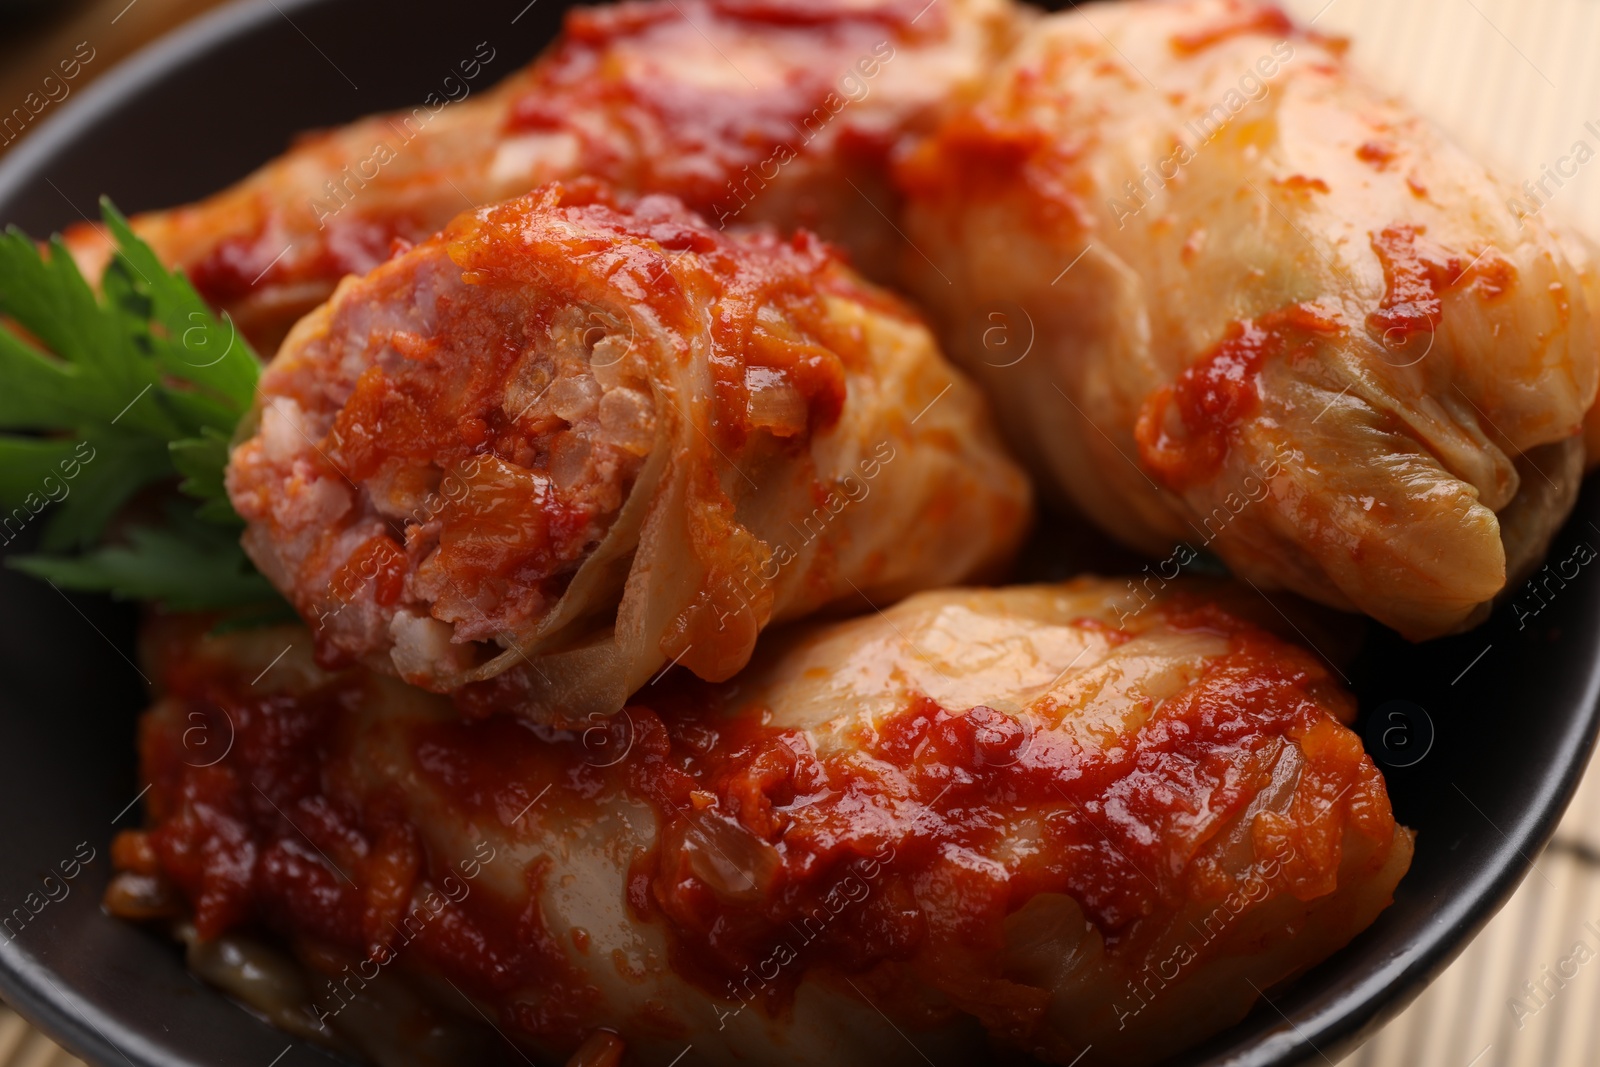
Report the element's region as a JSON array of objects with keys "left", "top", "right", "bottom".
[{"left": 0, "top": 198, "right": 287, "bottom": 616}]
